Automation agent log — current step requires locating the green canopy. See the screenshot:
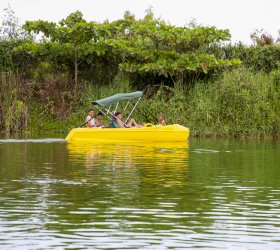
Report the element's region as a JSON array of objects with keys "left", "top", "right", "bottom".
[{"left": 92, "top": 91, "right": 143, "bottom": 107}]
